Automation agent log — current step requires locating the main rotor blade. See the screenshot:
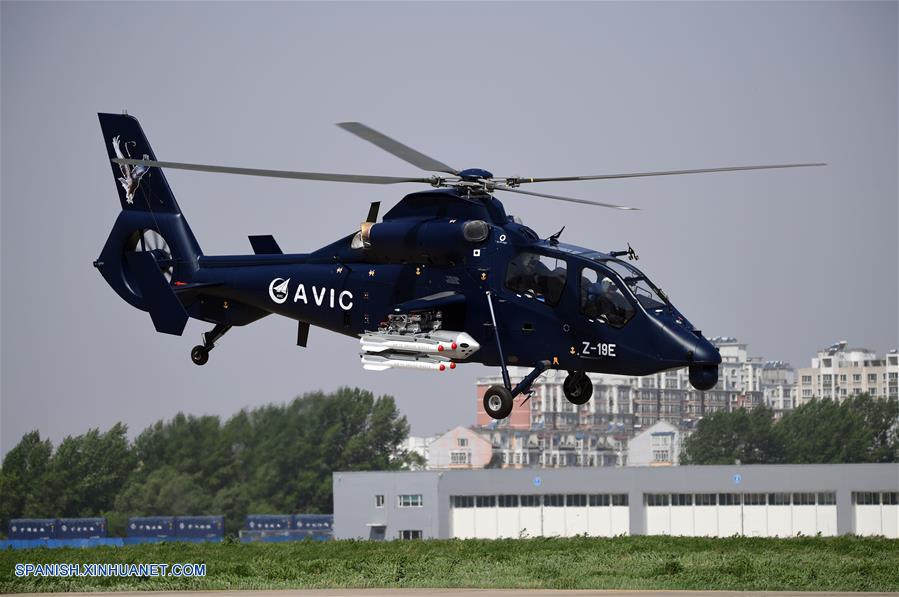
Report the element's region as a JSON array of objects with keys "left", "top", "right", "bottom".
[
  {"left": 514, "top": 162, "right": 826, "bottom": 184},
  {"left": 493, "top": 184, "right": 638, "bottom": 210},
  {"left": 337, "top": 122, "right": 459, "bottom": 175},
  {"left": 112, "top": 158, "right": 433, "bottom": 185}
]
